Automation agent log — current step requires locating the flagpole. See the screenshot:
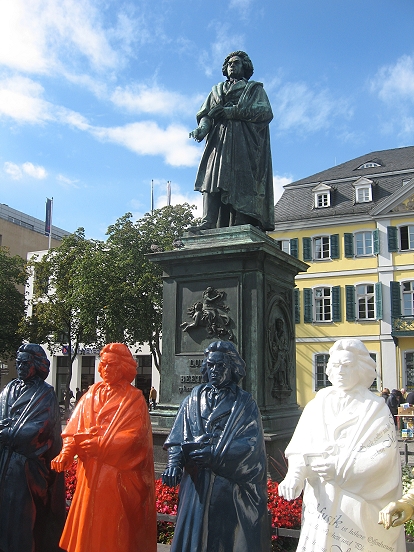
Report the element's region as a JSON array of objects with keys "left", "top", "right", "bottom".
[
  {"left": 48, "top": 197, "right": 53, "bottom": 250},
  {"left": 151, "top": 180, "right": 154, "bottom": 214}
]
